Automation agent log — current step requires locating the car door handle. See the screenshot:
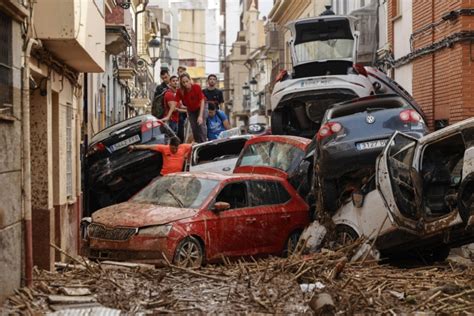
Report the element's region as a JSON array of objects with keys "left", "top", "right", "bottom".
[
  {"left": 281, "top": 214, "right": 291, "bottom": 219},
  {"left": 246, "top": 217, "right": 256, "bottom": 223}
]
